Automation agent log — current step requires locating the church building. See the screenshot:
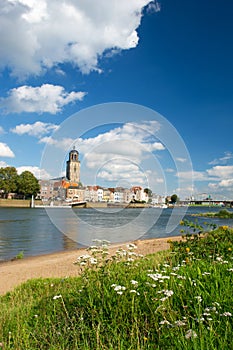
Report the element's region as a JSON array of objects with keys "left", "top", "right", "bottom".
[{"left": 66, "top": 147, "right": 80, "bottom": 184}]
